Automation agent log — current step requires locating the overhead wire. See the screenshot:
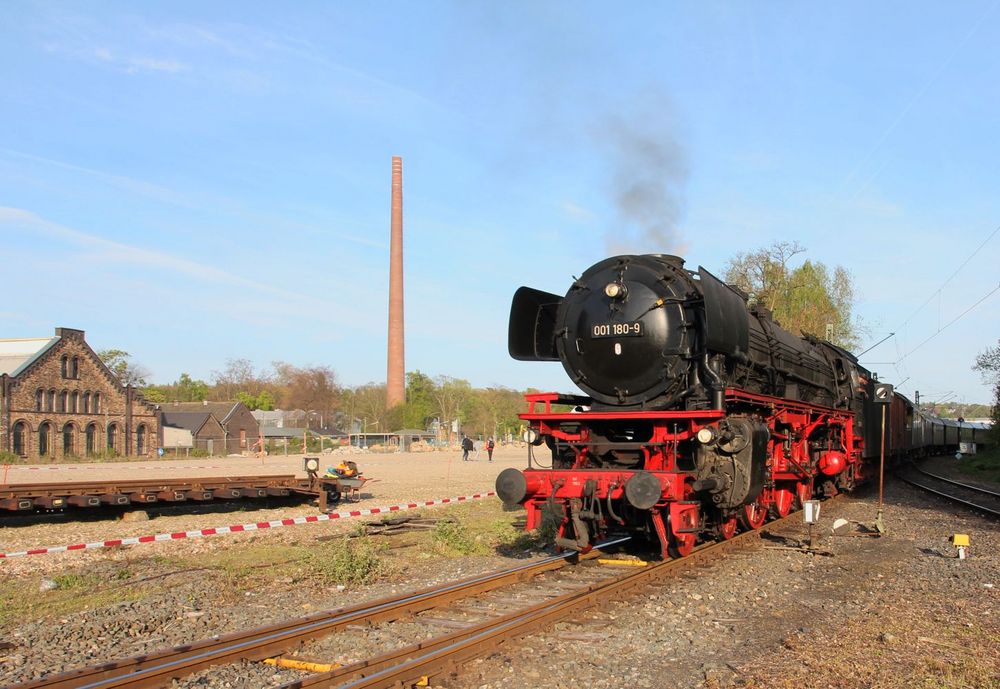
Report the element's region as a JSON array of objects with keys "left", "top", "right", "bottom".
[
  {"left": 896, "top": 281, "right": 1000, "bottom": 363},
  {"left": 896, "top": 223, "right": 1000, "bottom": 332}
]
